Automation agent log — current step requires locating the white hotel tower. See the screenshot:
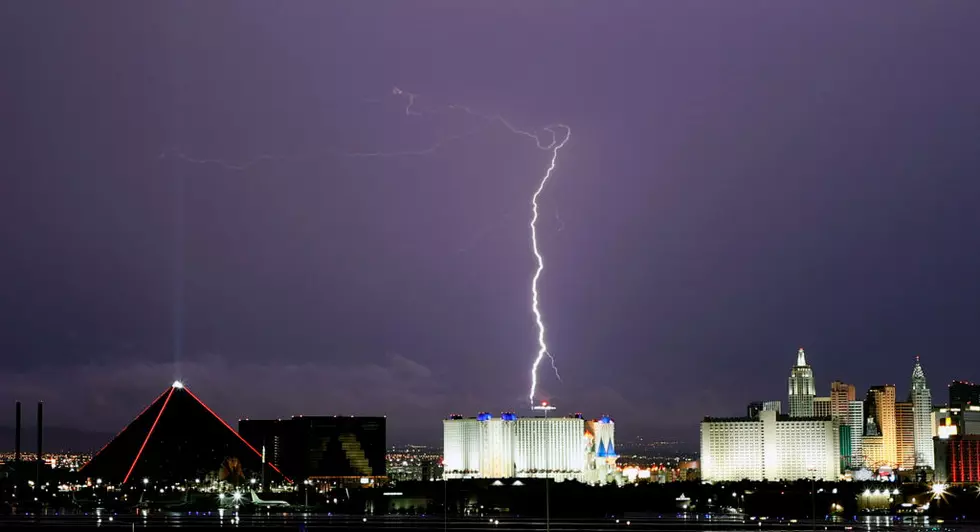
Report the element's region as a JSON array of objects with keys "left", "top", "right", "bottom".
[
  {"left": 701, "top": 410, "right": 840, "bottom": 482},
  {"left": 443, "top": 407, "right": 618, "bottom": 484},
  {"left": 909, "top": 357, "right": 934, "bottom": 469}
]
